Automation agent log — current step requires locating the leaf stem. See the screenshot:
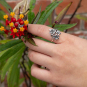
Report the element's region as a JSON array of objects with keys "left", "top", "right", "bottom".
[{"left": 65, "top": 0, "right": 82, "bottom": 33}]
